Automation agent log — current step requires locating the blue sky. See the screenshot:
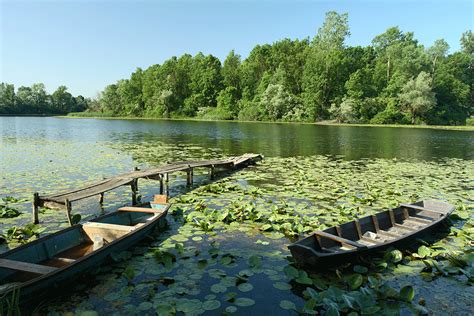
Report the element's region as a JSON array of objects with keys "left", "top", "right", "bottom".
[{"left": 1, "top": 0, "right": 472, "bottom": 98}]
